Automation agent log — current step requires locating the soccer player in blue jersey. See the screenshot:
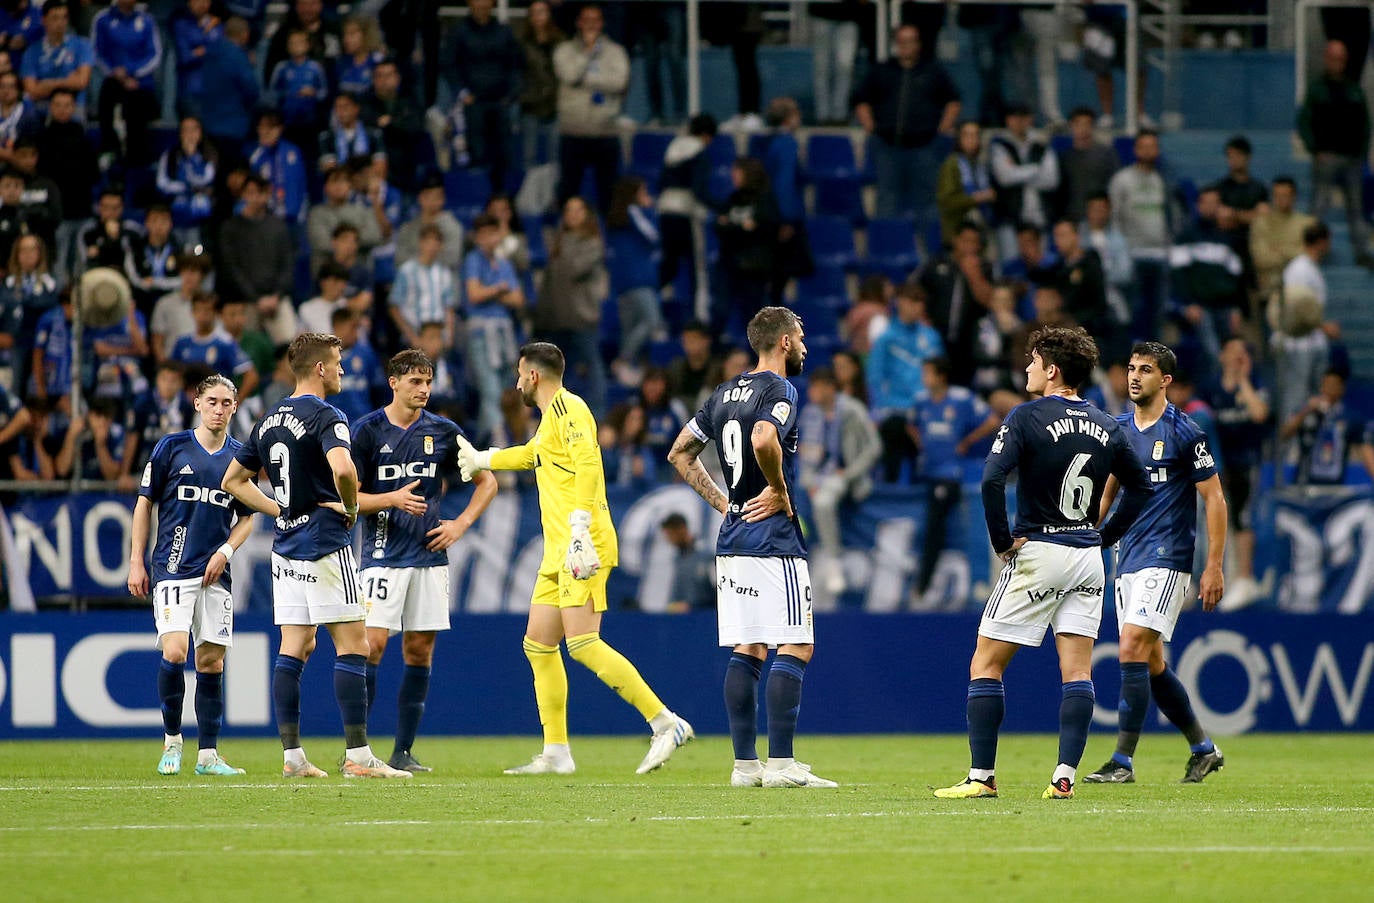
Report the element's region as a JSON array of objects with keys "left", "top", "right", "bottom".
[
  {"left": 669, "top": 307, "right": 837, "bottom": 789},
  {"left": 127, "top": 374, "right": 253, "bottom": 777},
  {"left": 457, "top": 341, "right": 694, "bottom": 776},
  {"left": 934, "top": 326, "right": 1153, "bottom": 800},
  {"left": 221, "top": 332, "right": 410, "bottom": 779},
  {"left": 1084, "top": 341, "right": 1229, "bottom": 785},
  {"left": 352, "top": 349, "right": 498, "bottom": 772}
]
